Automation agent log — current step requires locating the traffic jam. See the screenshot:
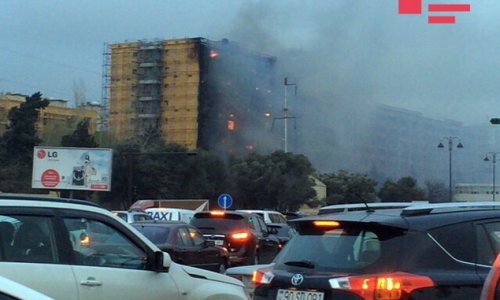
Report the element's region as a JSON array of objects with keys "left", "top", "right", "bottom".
[{"left": 2, "top": 0, "right": 500, "bottom": 299}]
